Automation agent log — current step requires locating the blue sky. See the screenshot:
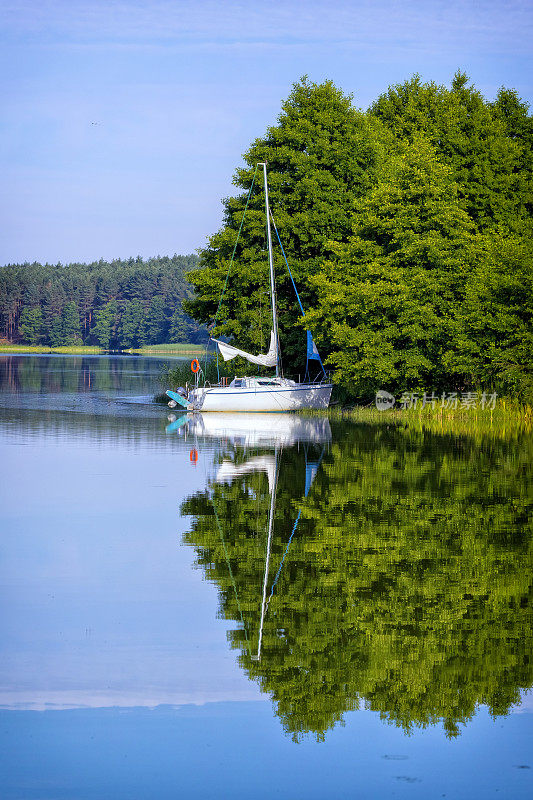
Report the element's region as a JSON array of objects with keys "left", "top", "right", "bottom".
[{"left": 1, "top": 0, "right": 531, "bottom": 265}]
